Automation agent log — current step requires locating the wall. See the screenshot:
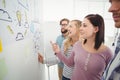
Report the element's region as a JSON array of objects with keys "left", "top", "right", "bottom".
[{"left": 43, "top": 0, "right": 115, "bottom": 39}]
